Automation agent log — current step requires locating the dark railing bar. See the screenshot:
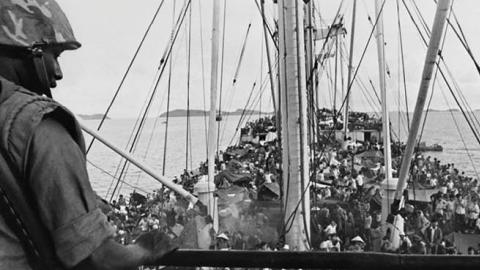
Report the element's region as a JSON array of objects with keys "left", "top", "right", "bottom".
[{"left": 156, "top": 250, "right": 480, "bottom": 269}]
